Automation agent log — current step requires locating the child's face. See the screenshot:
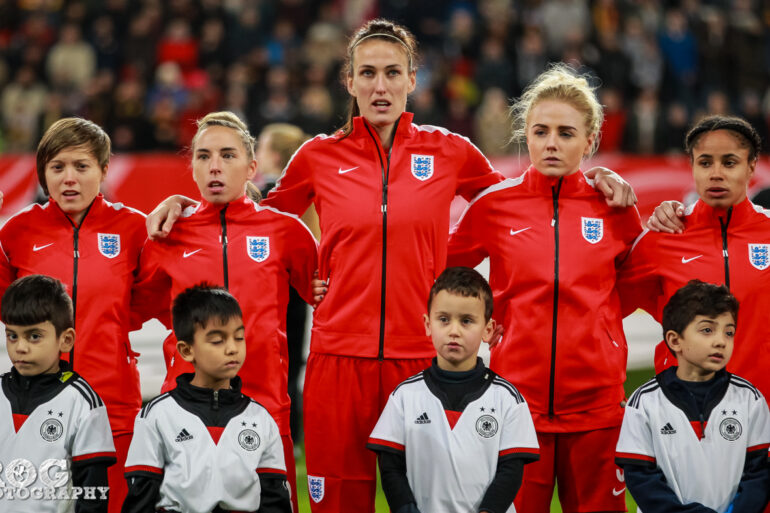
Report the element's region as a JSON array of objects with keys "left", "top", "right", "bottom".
[
  {"left": 178, "top": 316, "right": 246, "bottom": 389},
  {"left": 424, "top": 290, "right": 493, "bottom": 372},
  {"left": 666, "top": 312, "right": 735, "bottom": 381},
  {"left": 5, "top": 321, "right": 74, "bottom": 376}
]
